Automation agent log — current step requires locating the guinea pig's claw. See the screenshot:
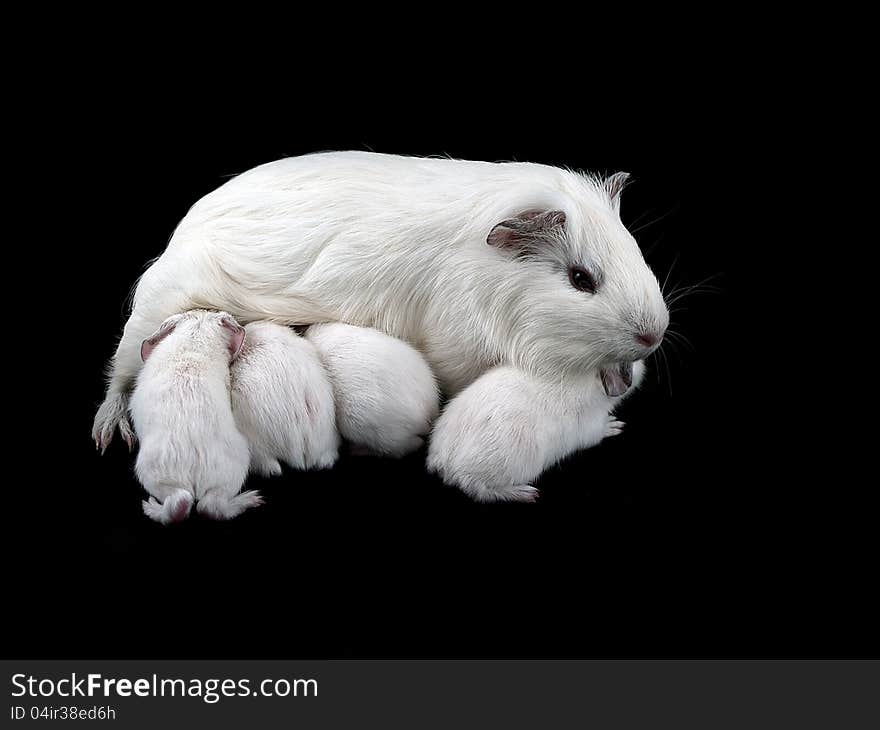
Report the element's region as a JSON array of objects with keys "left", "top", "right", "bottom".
[
  {"left": 604, "top": 418, "right": 625, "bottom": 438},
  {"left": 93, "top": 427, "right": 113, "bottom": 454},
  {"left": 119, "top": 421, "right": 136, "bottom": 452}
]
